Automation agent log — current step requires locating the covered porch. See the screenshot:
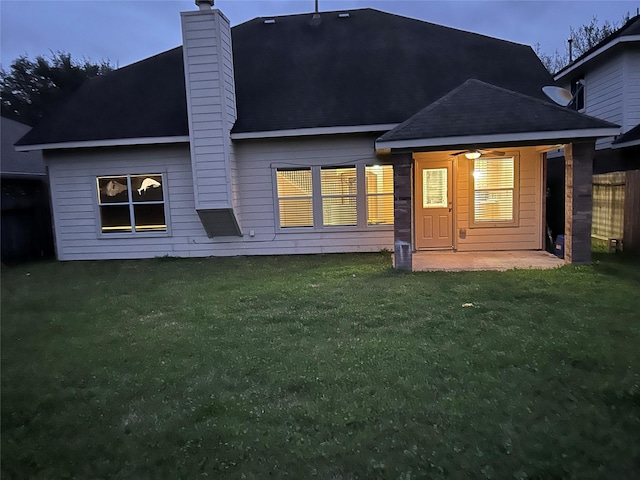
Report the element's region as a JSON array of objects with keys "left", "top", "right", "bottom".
[{"left": 375, "top": 79, "right": 620, "bottom": 271}]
